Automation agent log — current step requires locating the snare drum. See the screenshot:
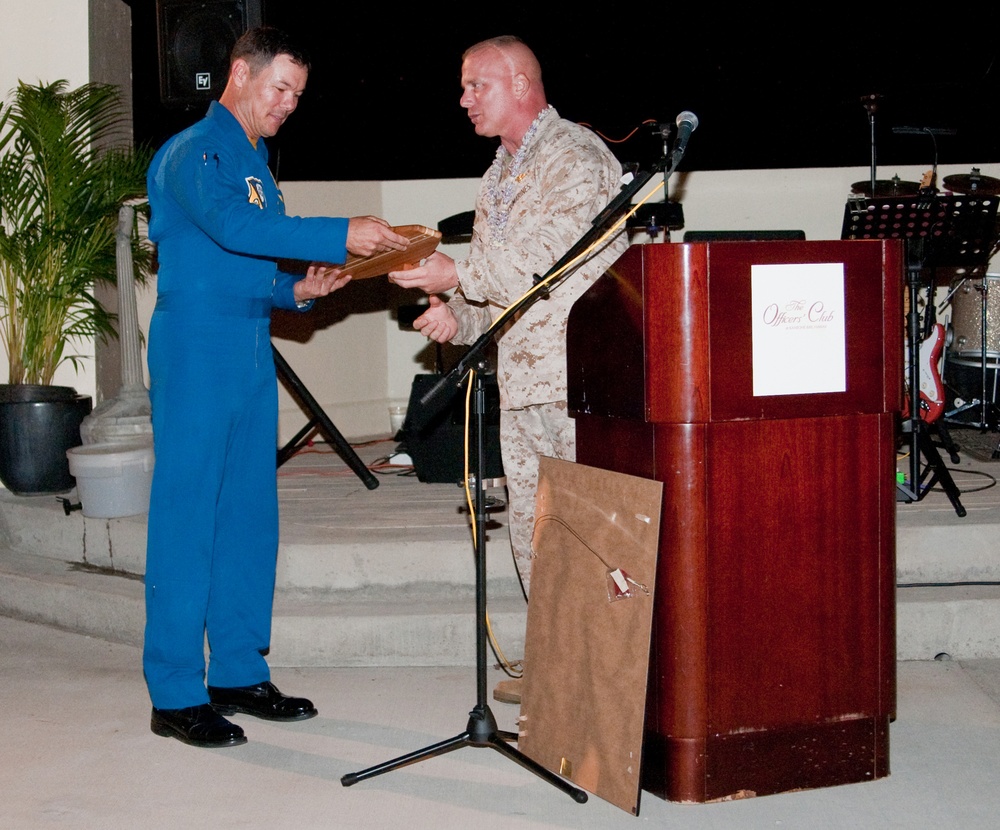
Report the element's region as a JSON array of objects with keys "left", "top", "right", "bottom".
[{"left": 950, "top": 274, "right": 1000, "bottom": 360}]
